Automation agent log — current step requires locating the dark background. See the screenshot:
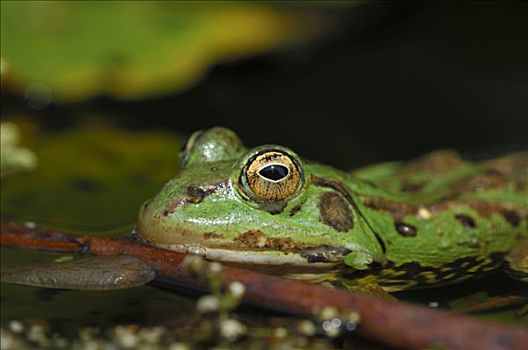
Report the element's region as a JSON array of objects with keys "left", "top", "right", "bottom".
[{"left": 3, "top": 2, "right": 528, "bottom": 168}]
